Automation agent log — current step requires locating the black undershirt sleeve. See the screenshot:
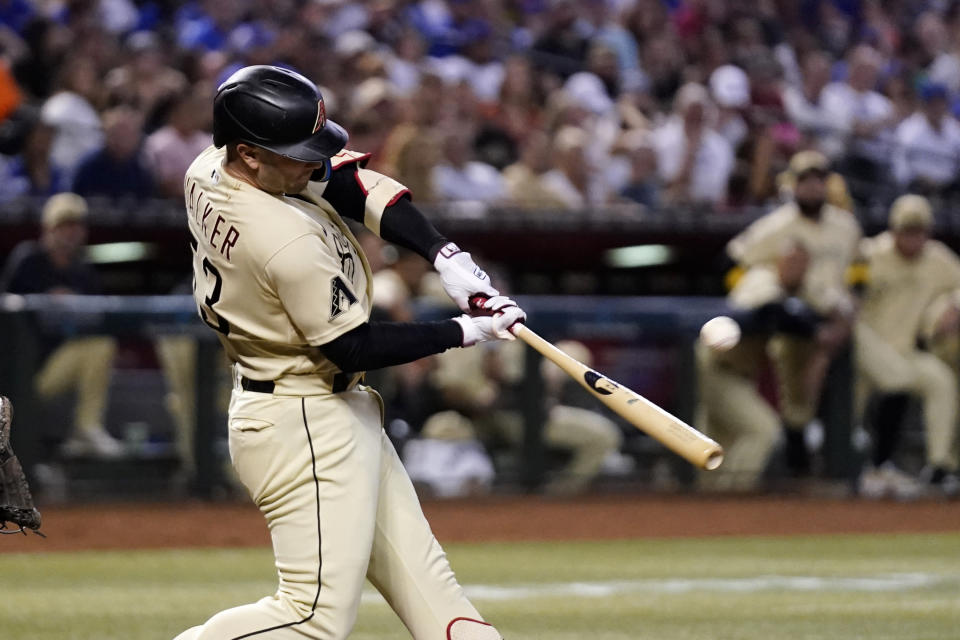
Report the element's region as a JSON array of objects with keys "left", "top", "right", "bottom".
[
  {"left": 321, "top": 164, "right": 448, "bottom": 261},
  {"left": 378, "top": 196, "right": 449, "bottom": 262},
  {"left": 318, "top": 319, "right": 464, "bottom": 372}
]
